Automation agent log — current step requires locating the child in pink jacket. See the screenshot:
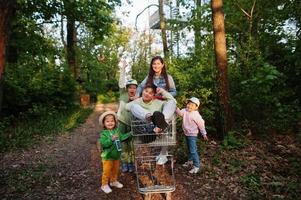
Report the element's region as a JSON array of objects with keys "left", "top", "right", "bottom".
[{"left": 176, "top": 97, "right": 208, "bottom": 174}]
